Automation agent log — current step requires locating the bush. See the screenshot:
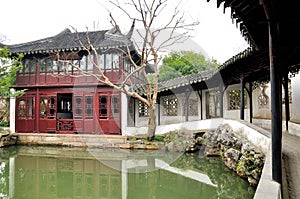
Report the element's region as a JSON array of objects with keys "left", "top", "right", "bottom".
[
  {"left": 154, "top": 135, "right": 164, "bottom": 141},
  {"left": 0, "top": 122, "right": 9, "bottom": 127}
]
